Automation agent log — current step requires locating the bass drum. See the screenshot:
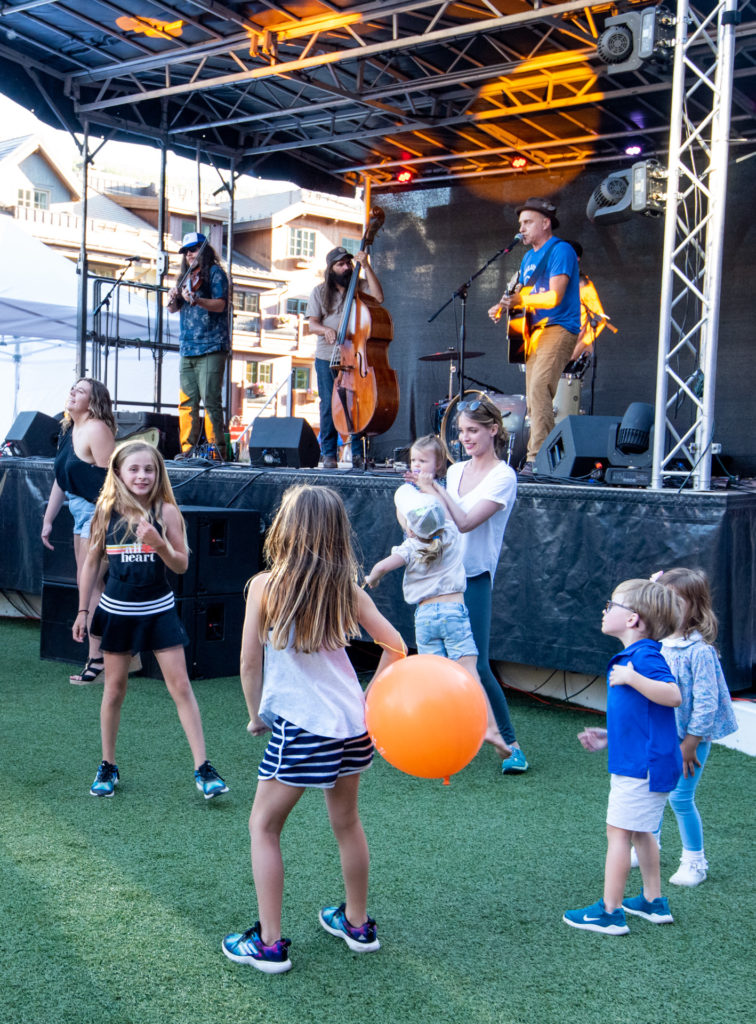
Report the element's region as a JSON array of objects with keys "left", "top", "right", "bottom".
[{"left": 441, "top": 391, "right": 528, "bottom": 467}]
